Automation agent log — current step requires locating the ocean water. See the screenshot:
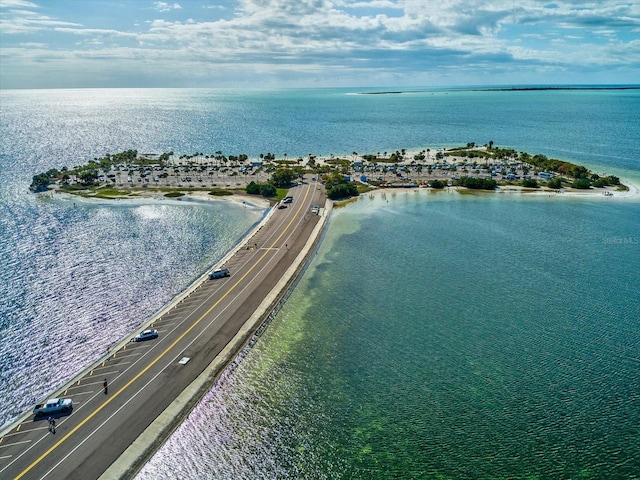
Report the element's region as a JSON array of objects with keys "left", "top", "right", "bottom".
[
  {"left": 0, "top": 193, "right": 264, "bottom": 427},
  {"left": 1, "top": 87, "right": 639, "bottom": 478},
  {"left": 138, "top": 192, "right": 640, "bottom": 480}
]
